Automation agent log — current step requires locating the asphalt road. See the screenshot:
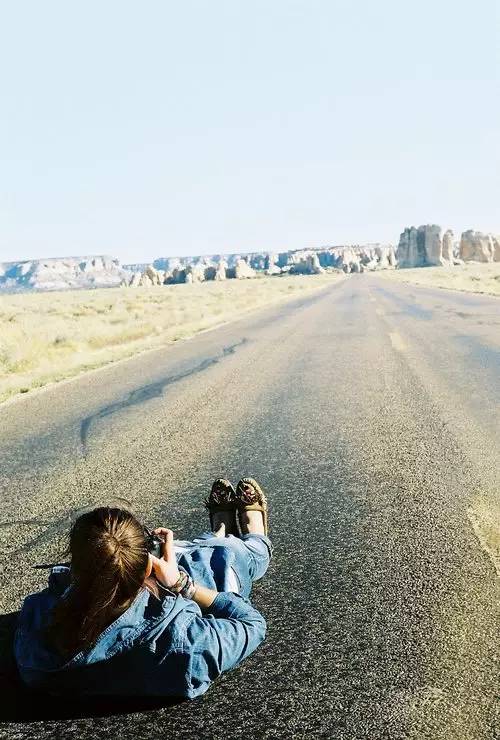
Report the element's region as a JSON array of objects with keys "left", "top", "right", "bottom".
[{"left": 0, "top": 276, "right": 498, "bottom": 739}]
